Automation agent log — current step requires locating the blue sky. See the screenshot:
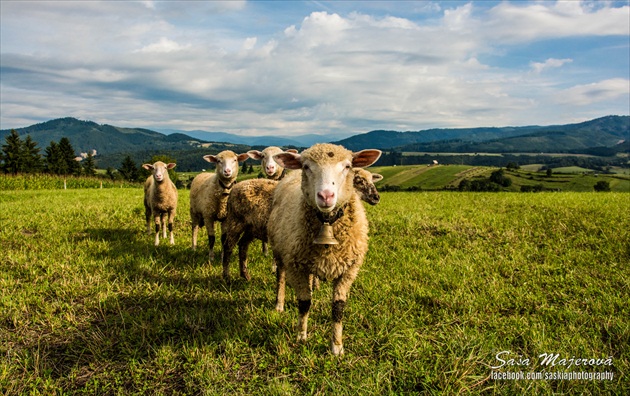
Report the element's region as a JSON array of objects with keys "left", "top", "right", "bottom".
[{"left": 1, "top": 1, "right": 628, "bottom": 137}]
